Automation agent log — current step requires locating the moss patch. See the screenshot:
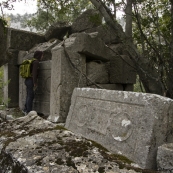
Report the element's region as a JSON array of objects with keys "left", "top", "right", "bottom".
[
  {"left": 64, "top": 139, "right": 90, "bottom": 157},
  {"left": 56, "top": 158, "right": 64, "bottom": 165},
  {"left": 66, "top": 157, "right": 77, "bottom": 170}
]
